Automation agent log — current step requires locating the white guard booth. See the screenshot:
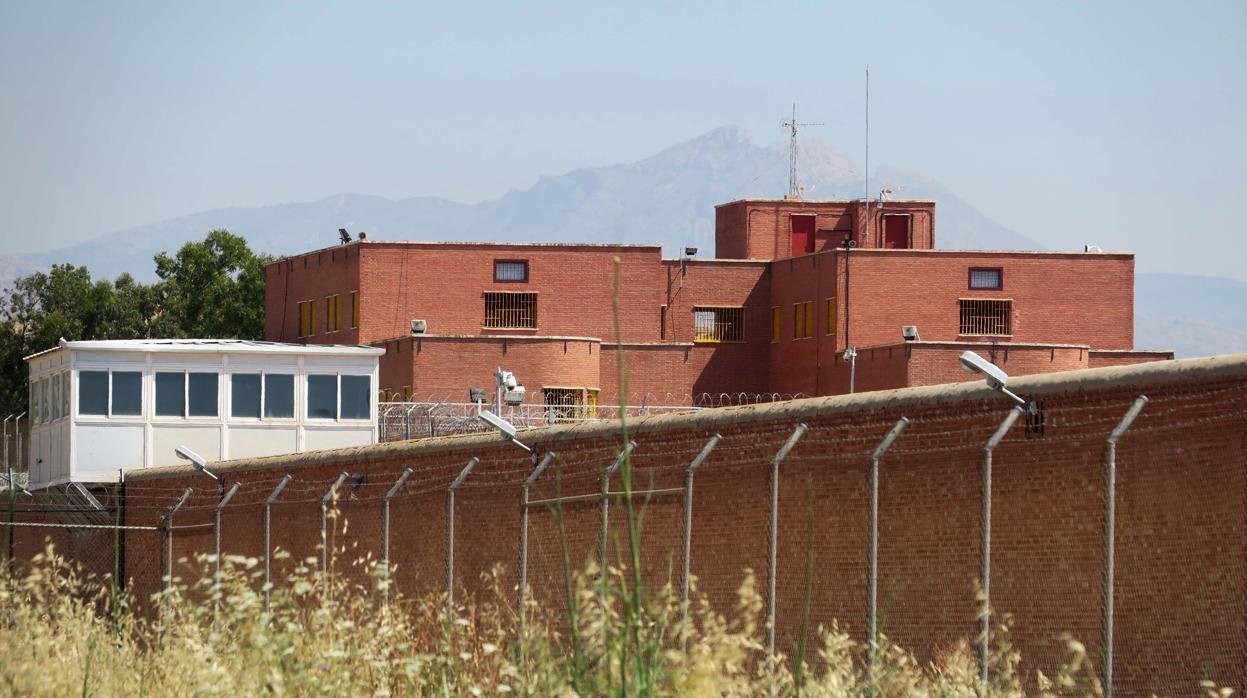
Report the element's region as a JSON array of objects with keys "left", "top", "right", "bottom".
[{"left": 23, "top": 339, "right": 384, "bottom": 489}]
